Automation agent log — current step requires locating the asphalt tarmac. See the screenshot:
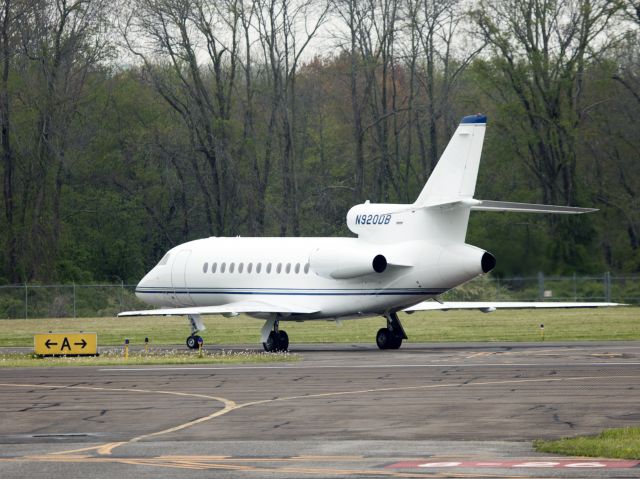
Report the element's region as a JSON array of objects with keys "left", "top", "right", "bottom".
[{"left": 1, "top": 341, "right": 639, "bottom": 478}]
